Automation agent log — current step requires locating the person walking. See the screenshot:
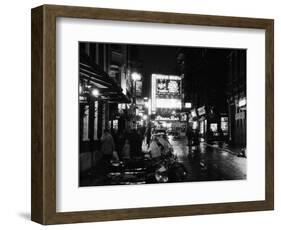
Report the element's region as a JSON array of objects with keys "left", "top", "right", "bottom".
[
  {"left": 100, "top": 128, "right": 115, "bottom": 166},
  {"left": 158, "top": 135, "right": 172, "bottom": 155},
  {"left": 148, "top": 136, "right": 162, "bottom": 159},
  {"left": 186, "top": 126, "right": 192, "bottom": 146},
  {"left": 121, "top": 139, "right": 130, "bottom": 160},
  {"left": 129, "top": 129, "right": 142, "bottom": 158},
  {"left": 145, "top": 124, "right": 152, "bottom": 148}
]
